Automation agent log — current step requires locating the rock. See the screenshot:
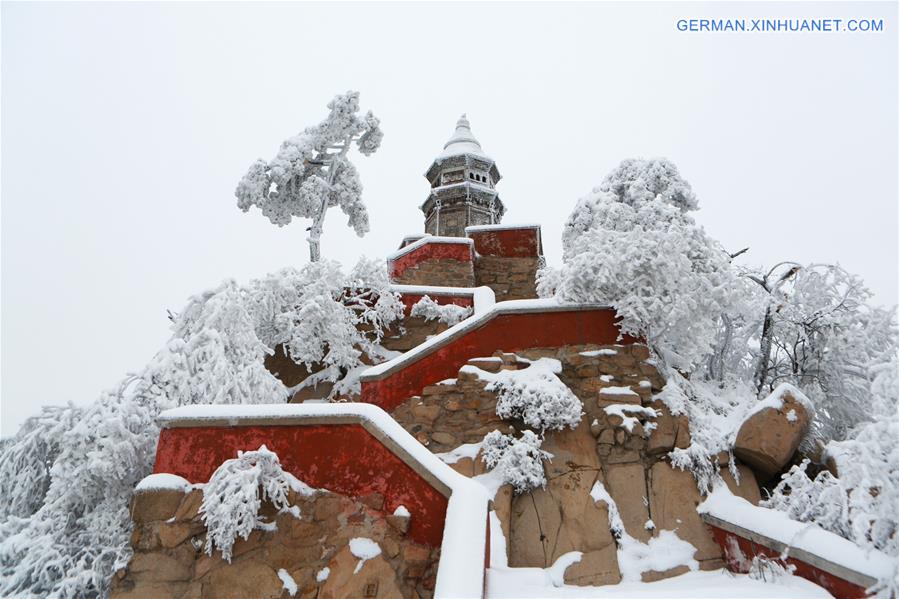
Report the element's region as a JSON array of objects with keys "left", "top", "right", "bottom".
[
  {"left": 386, "top": 514, "right": 410, "bottom": 535},
  {"left": 674, "top": 416, "right": 691, "bottom": 449},
  {"left": 562, "top": 544, "right": 621, "bottom": 586},
  {"left": 448, "top": 456, "right": 475, "bottom": 477},
  {"left": 648, "top": 462, "right": 721, "bottom": 562},
  {"left": 641, "top": 564, "right": 691, "bottom": 582},
  {"left": 127, "top": 551, "right": 193, "bottom": 583},
  {"left": 733, "top": 390, "right": 811, "bottom": 479},
  {"left": 110, "top": 581, "right": 189, "bottom": 598},
  {"left": 720, "top": 464, "right": 761, "bottom": 505},
  {"left": 510, "top": 421, "right": 613, "bottom": 567},
  {"left": 319, "top": 548, "right": 403, "bottom": 599},
  {"left": 430, "top": 431, "right": 457, "bottom": 446},
  {"left": 203, "top": 558, "right": 283, "bottom": 599},
  {"left": 467, "top": 357, "right": 503, "bottom": 373},
  {"left": 131, "top": 489, "right": 187, "bottom": 523},
  {"left": 605, "top": 463, "right": 651, "bottom": 542},
  {"left": 172, "top": 489, "right": 203, "bottom": 521}
]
